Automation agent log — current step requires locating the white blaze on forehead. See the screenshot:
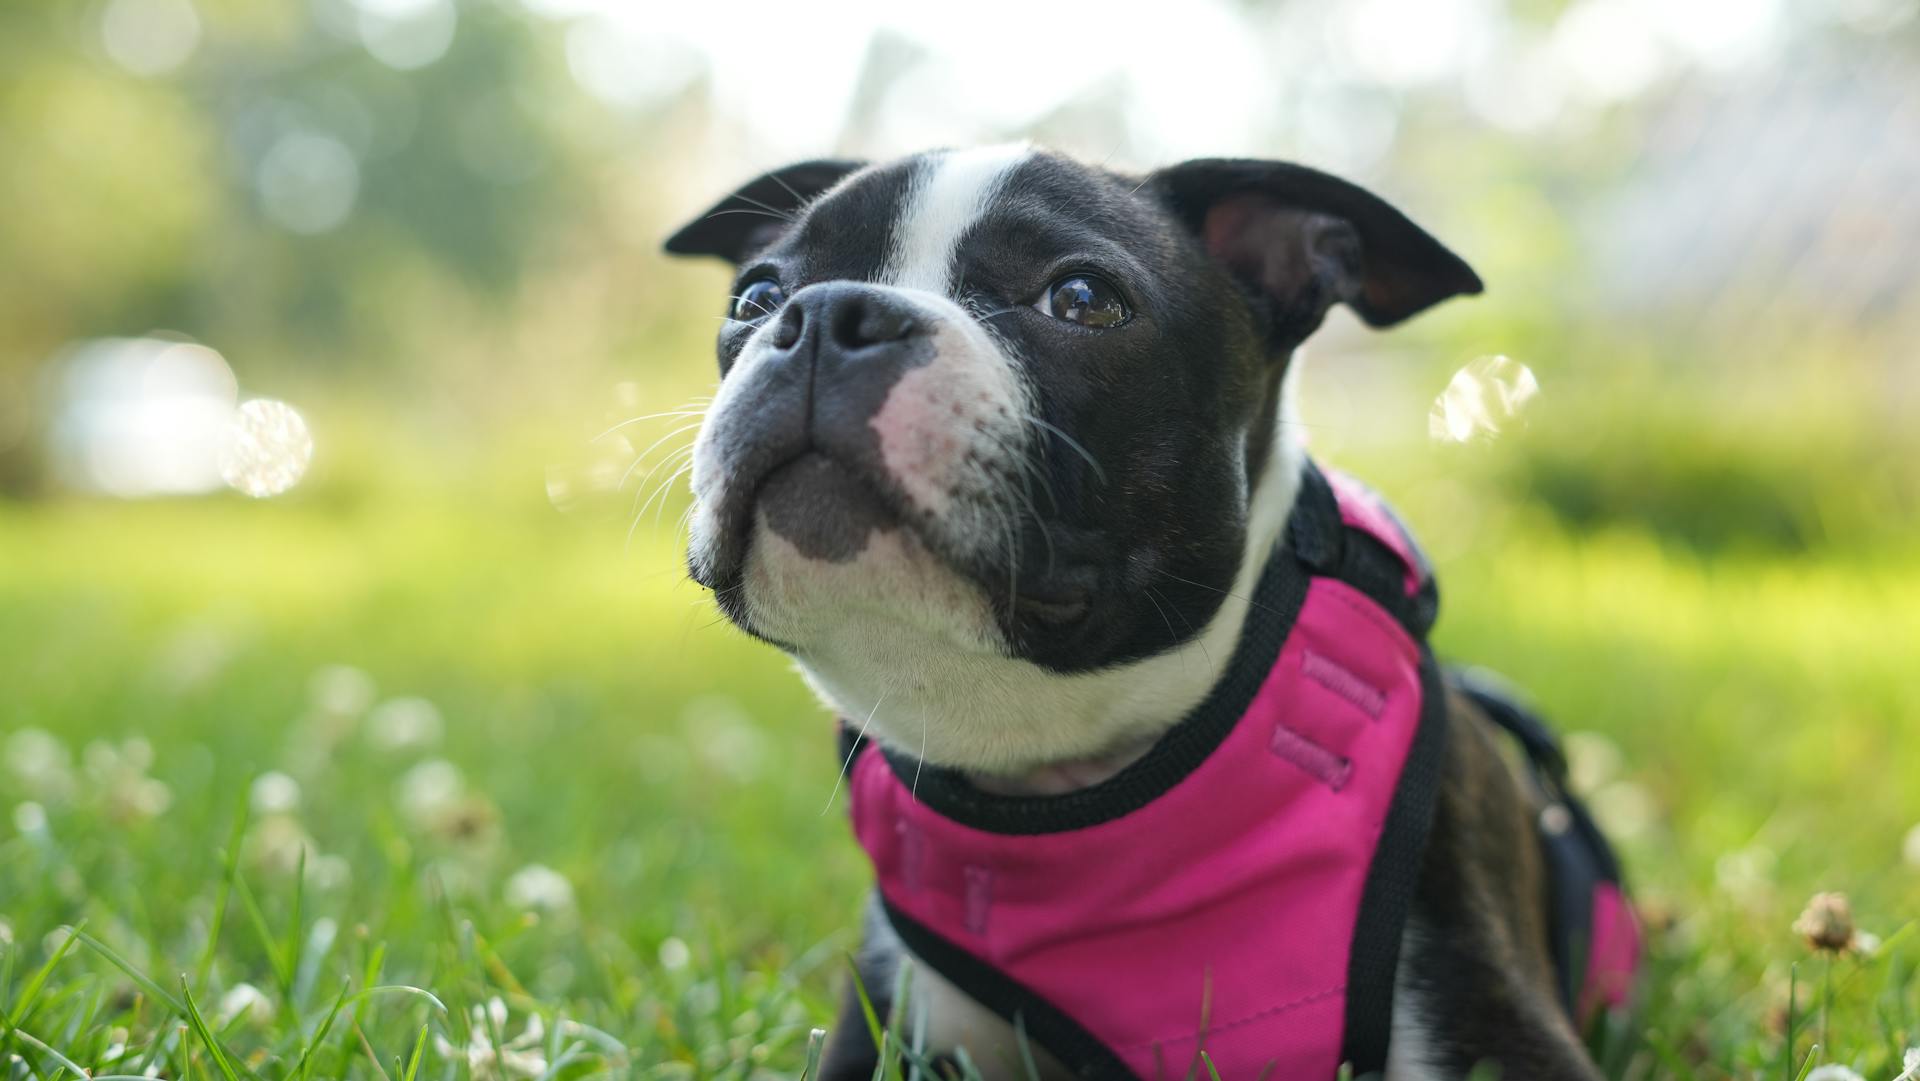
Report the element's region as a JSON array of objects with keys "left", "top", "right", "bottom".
[{"left": 884, "top": 145, "right": 1031, "bottom": 294}]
